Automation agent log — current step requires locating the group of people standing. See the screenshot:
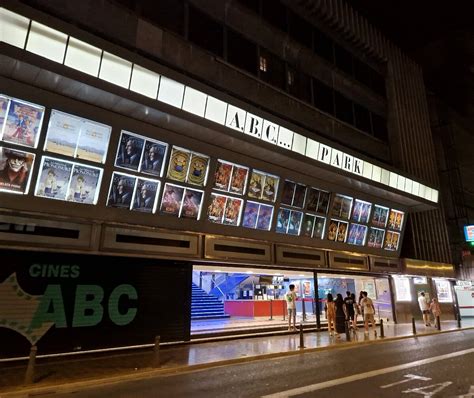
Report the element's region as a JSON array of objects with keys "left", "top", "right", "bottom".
[
  {"left": 324, "top": 290, "right": 377, "bottom": 338},
  {"left": 418, "top": 291, "right": 442, "bottom": 328}
]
